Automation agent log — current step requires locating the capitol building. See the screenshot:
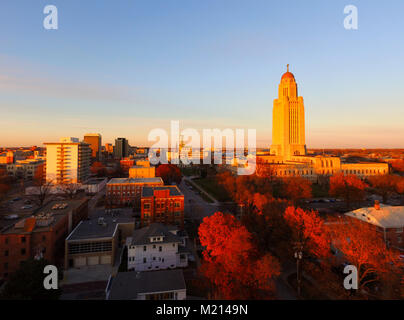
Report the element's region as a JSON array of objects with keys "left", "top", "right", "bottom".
[{"left": 257, "top": 66, "right": 389, "bottom": 181}]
